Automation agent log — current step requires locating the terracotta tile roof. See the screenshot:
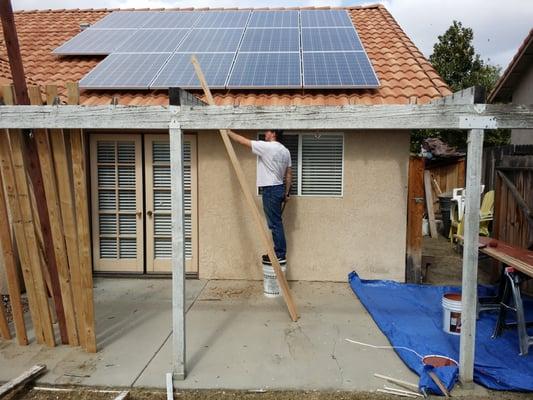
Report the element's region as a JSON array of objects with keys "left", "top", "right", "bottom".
[
  {"left": 0, "top": 5, "right": 451, "bottom": 106},
  {"left": 488, "top": 28, "right": 533, "bottom": 103}
]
